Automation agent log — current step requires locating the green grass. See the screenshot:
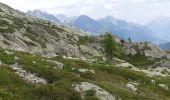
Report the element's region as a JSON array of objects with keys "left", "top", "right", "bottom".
[
  {"left": 78, "top": 36, "right": 95, "bottom": 45},
  {"left": 119, "top": 53, "right": 155, "bottom": 68},
  {"left": 0, "top": 49, "right": 15, "bottom": 64},
  {"left": 0, "top": 48, "right": 169, "bottom": 99}
]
